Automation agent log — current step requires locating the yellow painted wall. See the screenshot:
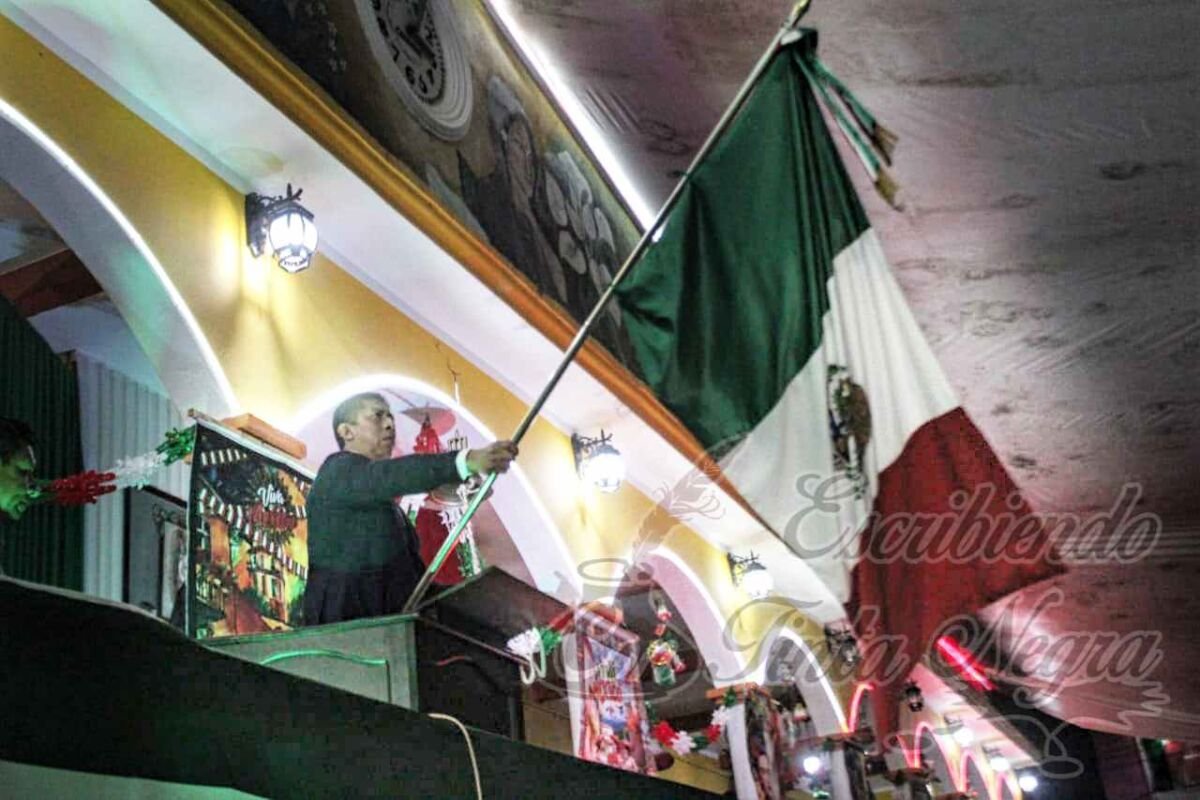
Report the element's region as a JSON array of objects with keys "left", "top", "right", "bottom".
[
  {"left": 0, "top": 13, "right": 851, "bottom": 782},
  {"left": 656, "top": 752, "right": 732, "bottom": 795}
]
